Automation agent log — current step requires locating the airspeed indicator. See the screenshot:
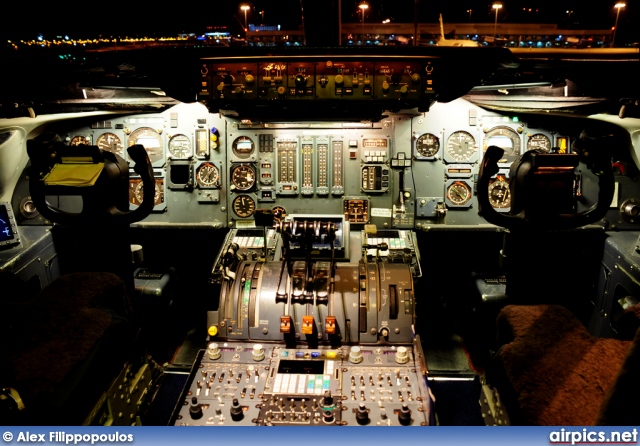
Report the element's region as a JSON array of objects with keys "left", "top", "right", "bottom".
[{"left": 415, "top": 133, "right": 440, "bottom": 158}]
